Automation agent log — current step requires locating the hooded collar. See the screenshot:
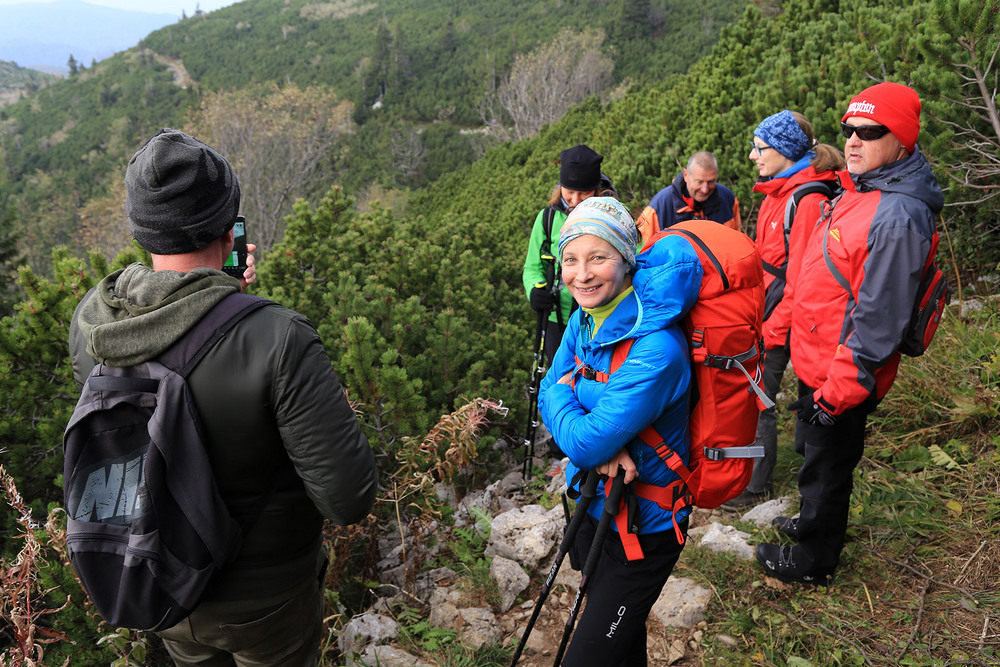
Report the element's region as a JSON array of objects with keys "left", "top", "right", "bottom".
[
  {"left": 75, "top": 262, "right": 239, "bottom": 366},
  {"left": 840, "top": 145, "right": 943, "bottom": 213},
  {"left": 577, "top": 233, "right": 703, "bottom": 353}
]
